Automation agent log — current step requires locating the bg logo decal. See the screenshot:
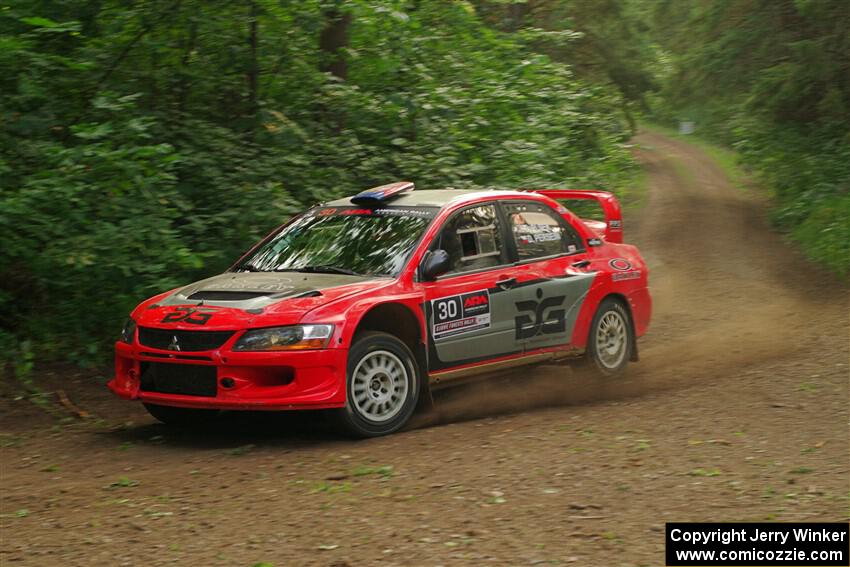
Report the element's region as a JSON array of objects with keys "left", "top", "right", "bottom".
[
  {"left": 160, "top": 306, "right": 217, "bottom": 325},
  {"left": 515, "top": 289, "right": 566, "bottom": 339}
]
